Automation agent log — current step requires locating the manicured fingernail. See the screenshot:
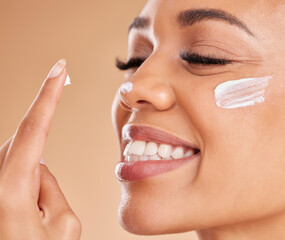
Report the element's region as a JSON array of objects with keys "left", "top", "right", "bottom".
[
  {"left": 40, "top": 157, "right": 46, "bottom": 165},
  {"left": 47, "top": 58, "right": 66, "bottom": 79}
]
